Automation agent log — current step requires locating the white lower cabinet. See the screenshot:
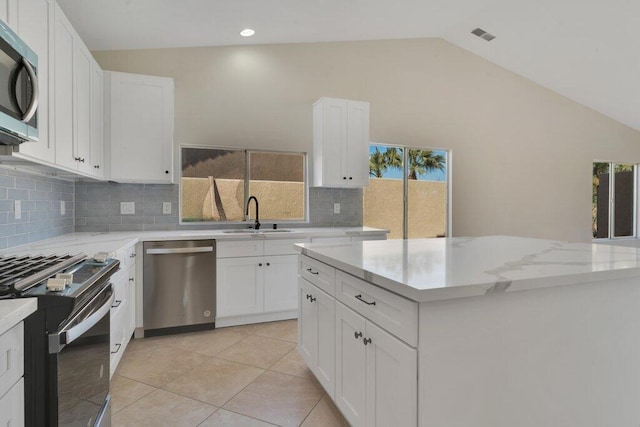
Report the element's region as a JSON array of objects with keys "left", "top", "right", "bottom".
[
  {"left": 335, "top": 301, "right": 417, "bottom": 427},
  {"left": 110, "top": 247, "right": 136, "bottom": 377},
  {"left": 216, "top": 239, "right": 307, "bottom": 326},
  {"left": 298, "top": 254, "right": 417, "bottom": 427},
  {"left": 0, "top": 322, "right": 25, "bottom": 427},
  {"left": 298, "top": 277, "right": 335, "bottom": 397}
]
